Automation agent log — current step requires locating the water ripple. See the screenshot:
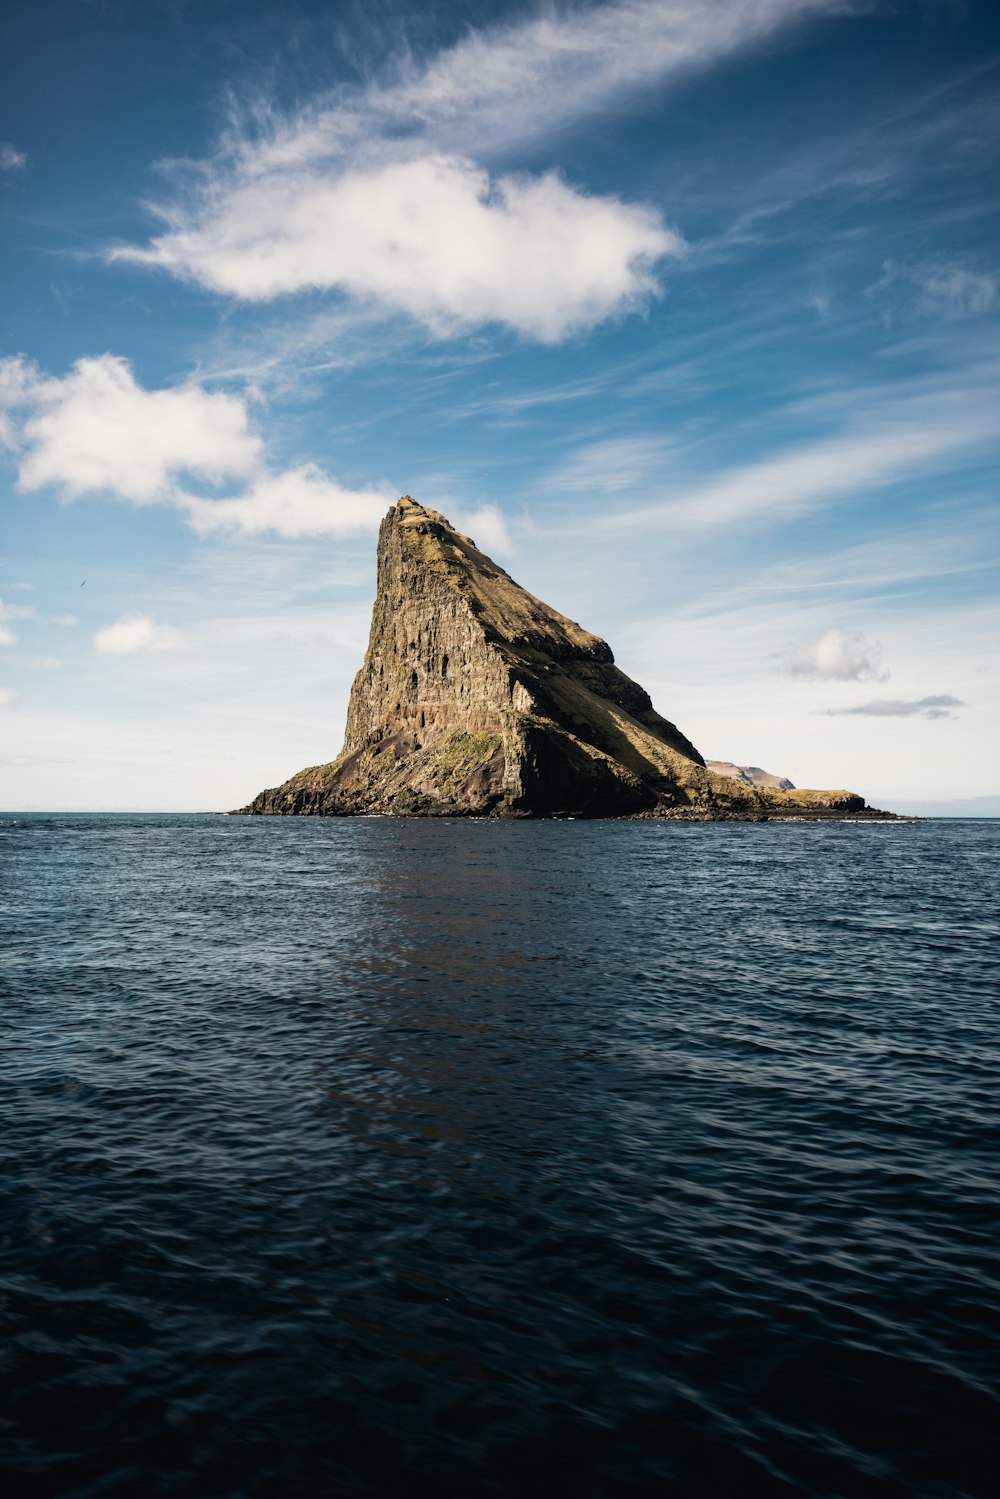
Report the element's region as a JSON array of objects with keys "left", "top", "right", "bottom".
[{"left": 1, "top": 815, "right": 998, "bottom": 1496}]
